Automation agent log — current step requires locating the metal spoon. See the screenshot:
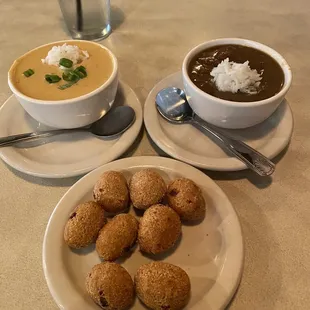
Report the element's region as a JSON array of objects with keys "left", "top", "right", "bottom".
[
  {"left": 155, "top": 87, "right": 275, "bottom": 176},
  {"left": 0, "top": 106, "right": 136, "bottom": 147}
]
